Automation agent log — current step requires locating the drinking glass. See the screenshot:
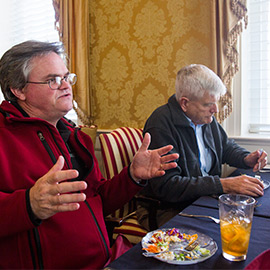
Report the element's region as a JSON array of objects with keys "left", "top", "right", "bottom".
[{"left": 219, "top": 194, "right": 256, "bottom": 261}]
